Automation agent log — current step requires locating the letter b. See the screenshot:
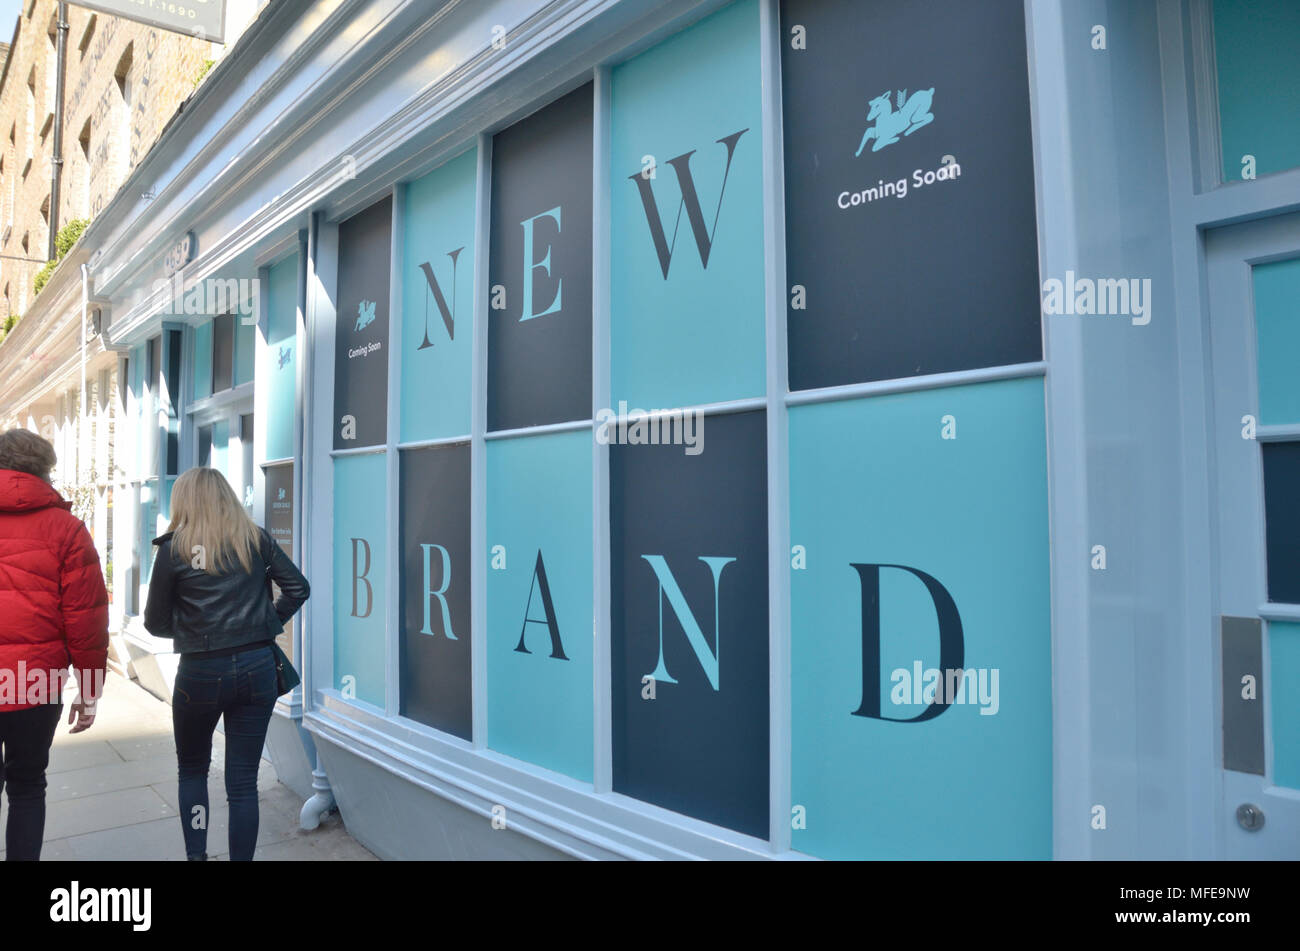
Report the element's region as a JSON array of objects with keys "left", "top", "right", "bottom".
[{"left": 351, "top": 538, "right": 373, "bottom": 618}]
